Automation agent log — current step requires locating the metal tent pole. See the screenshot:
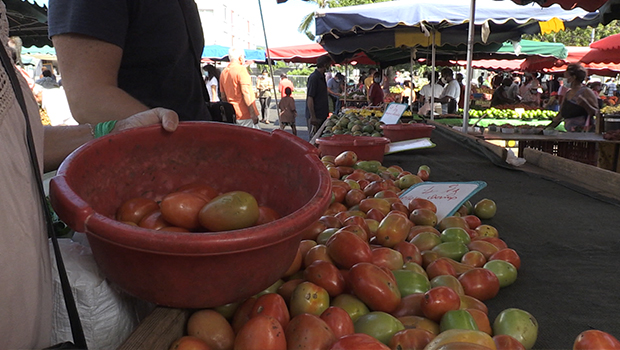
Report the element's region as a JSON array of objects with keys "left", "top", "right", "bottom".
[
  {"left": 462, "top": 0, "right": 476, "bottom": 132},
  {"left": 258, "top": 0, "right": 280, "bottom": 117},
  {"left": 430, "top": 29, "right": 436, "bottom": 120}
]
